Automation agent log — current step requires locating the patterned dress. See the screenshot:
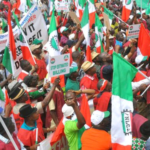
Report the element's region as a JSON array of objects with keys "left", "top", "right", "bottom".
[{"left": 132, "top": 138, "right": 146, "bottom": 150}]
